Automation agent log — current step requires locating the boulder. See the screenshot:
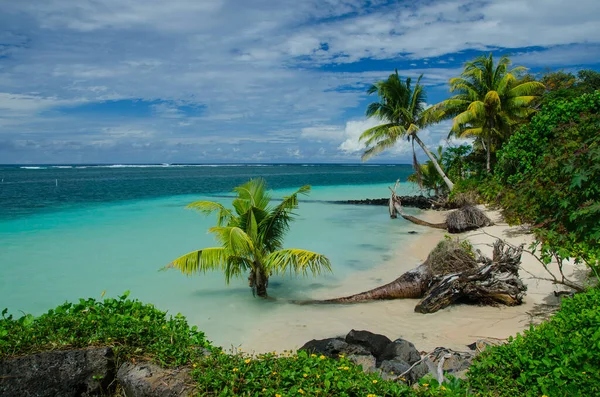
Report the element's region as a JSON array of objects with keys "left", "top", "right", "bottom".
[
  {"left": 0, "top": 347, "right": 115, "bottom": 397},
  {"left": 346, "top": 355, "right": 377, "bottom": 373},
  {"left": 117, "top": 362, "right": 193, "bottom": 397},
  {"left": 379, "top": 338, "right": 421, "bottom": 365},
  {"left": 299, "top": 337, "right": 370, "bottom": 358},
  {"left": 379, "top": 359, "right": 411, "bottom": 378},
  {"left": 345, "top": 330, "right": 392, "bottom": 360}
]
